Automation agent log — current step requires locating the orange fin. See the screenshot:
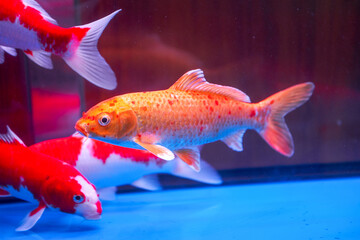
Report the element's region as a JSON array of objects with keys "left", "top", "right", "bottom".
[
  {"left": 170, "top": 69, "right": 250, "bottom": 102},
  {"left": 134, "top": 138, "right": 175, "bottom": 161},
  {"left": 221, "top": 129, "right": 246, "bottom": 151},
  {"left": 258, "top": 82, "right": 315, "bottom": 157},
  {"left": 174, "top": 147, "right": 201, "bottom": 172}
]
